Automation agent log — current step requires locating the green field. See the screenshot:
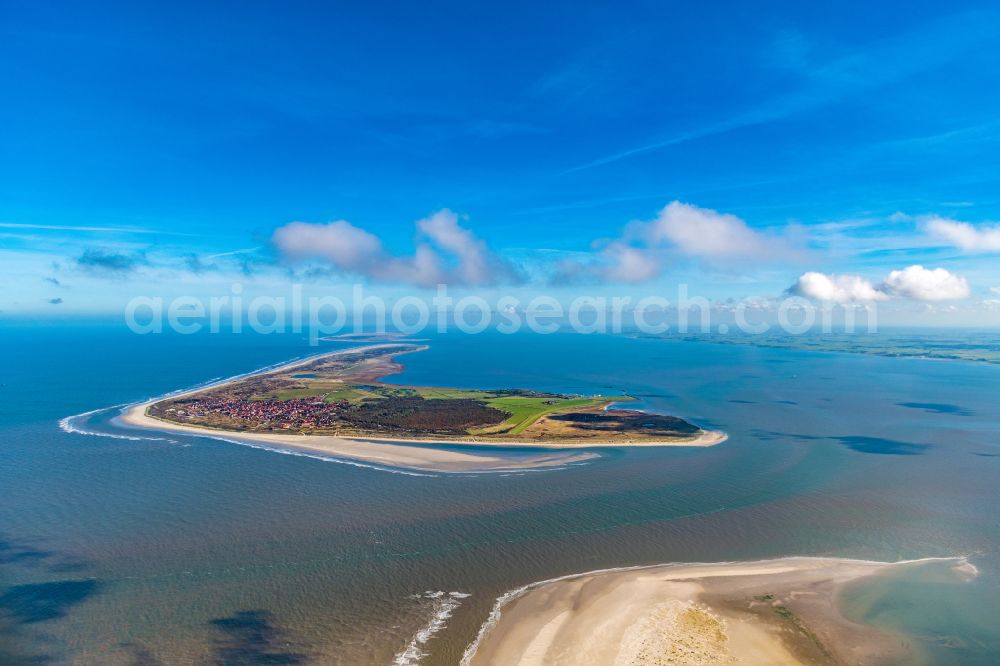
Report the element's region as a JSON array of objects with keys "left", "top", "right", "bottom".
[
  {"left": 472, "top": 396, "right": 610, "bottom": 435},
  {"left": 255, "top": 379, "right": 630, "bottom": 437},
  {"left": 415, "top": 388, "right": 631, "bottom": 435}
]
